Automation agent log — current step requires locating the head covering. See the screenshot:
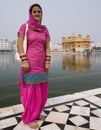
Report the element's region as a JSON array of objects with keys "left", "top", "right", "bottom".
[{"left": 27, "top": 4, "right": 46, "bottom": 32}]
